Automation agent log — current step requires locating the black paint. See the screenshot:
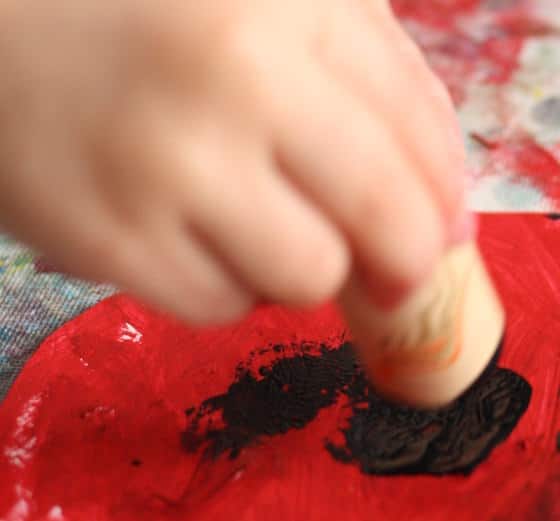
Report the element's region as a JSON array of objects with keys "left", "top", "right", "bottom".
[
  {"left": 183, "top": 344, "right": 358, "bottom": 460},
  {"left": 327, "top": 364, "right": 530, "bottom": 475},
  {"left": 182, "top": 342, "right": 531, "bottom": 475}
]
